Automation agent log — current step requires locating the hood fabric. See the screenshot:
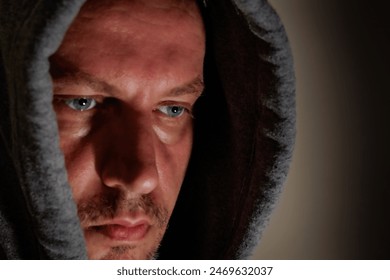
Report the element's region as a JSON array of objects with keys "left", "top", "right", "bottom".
[{"left": 0, "top": 0, "right": 295, "bottom": 259}]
